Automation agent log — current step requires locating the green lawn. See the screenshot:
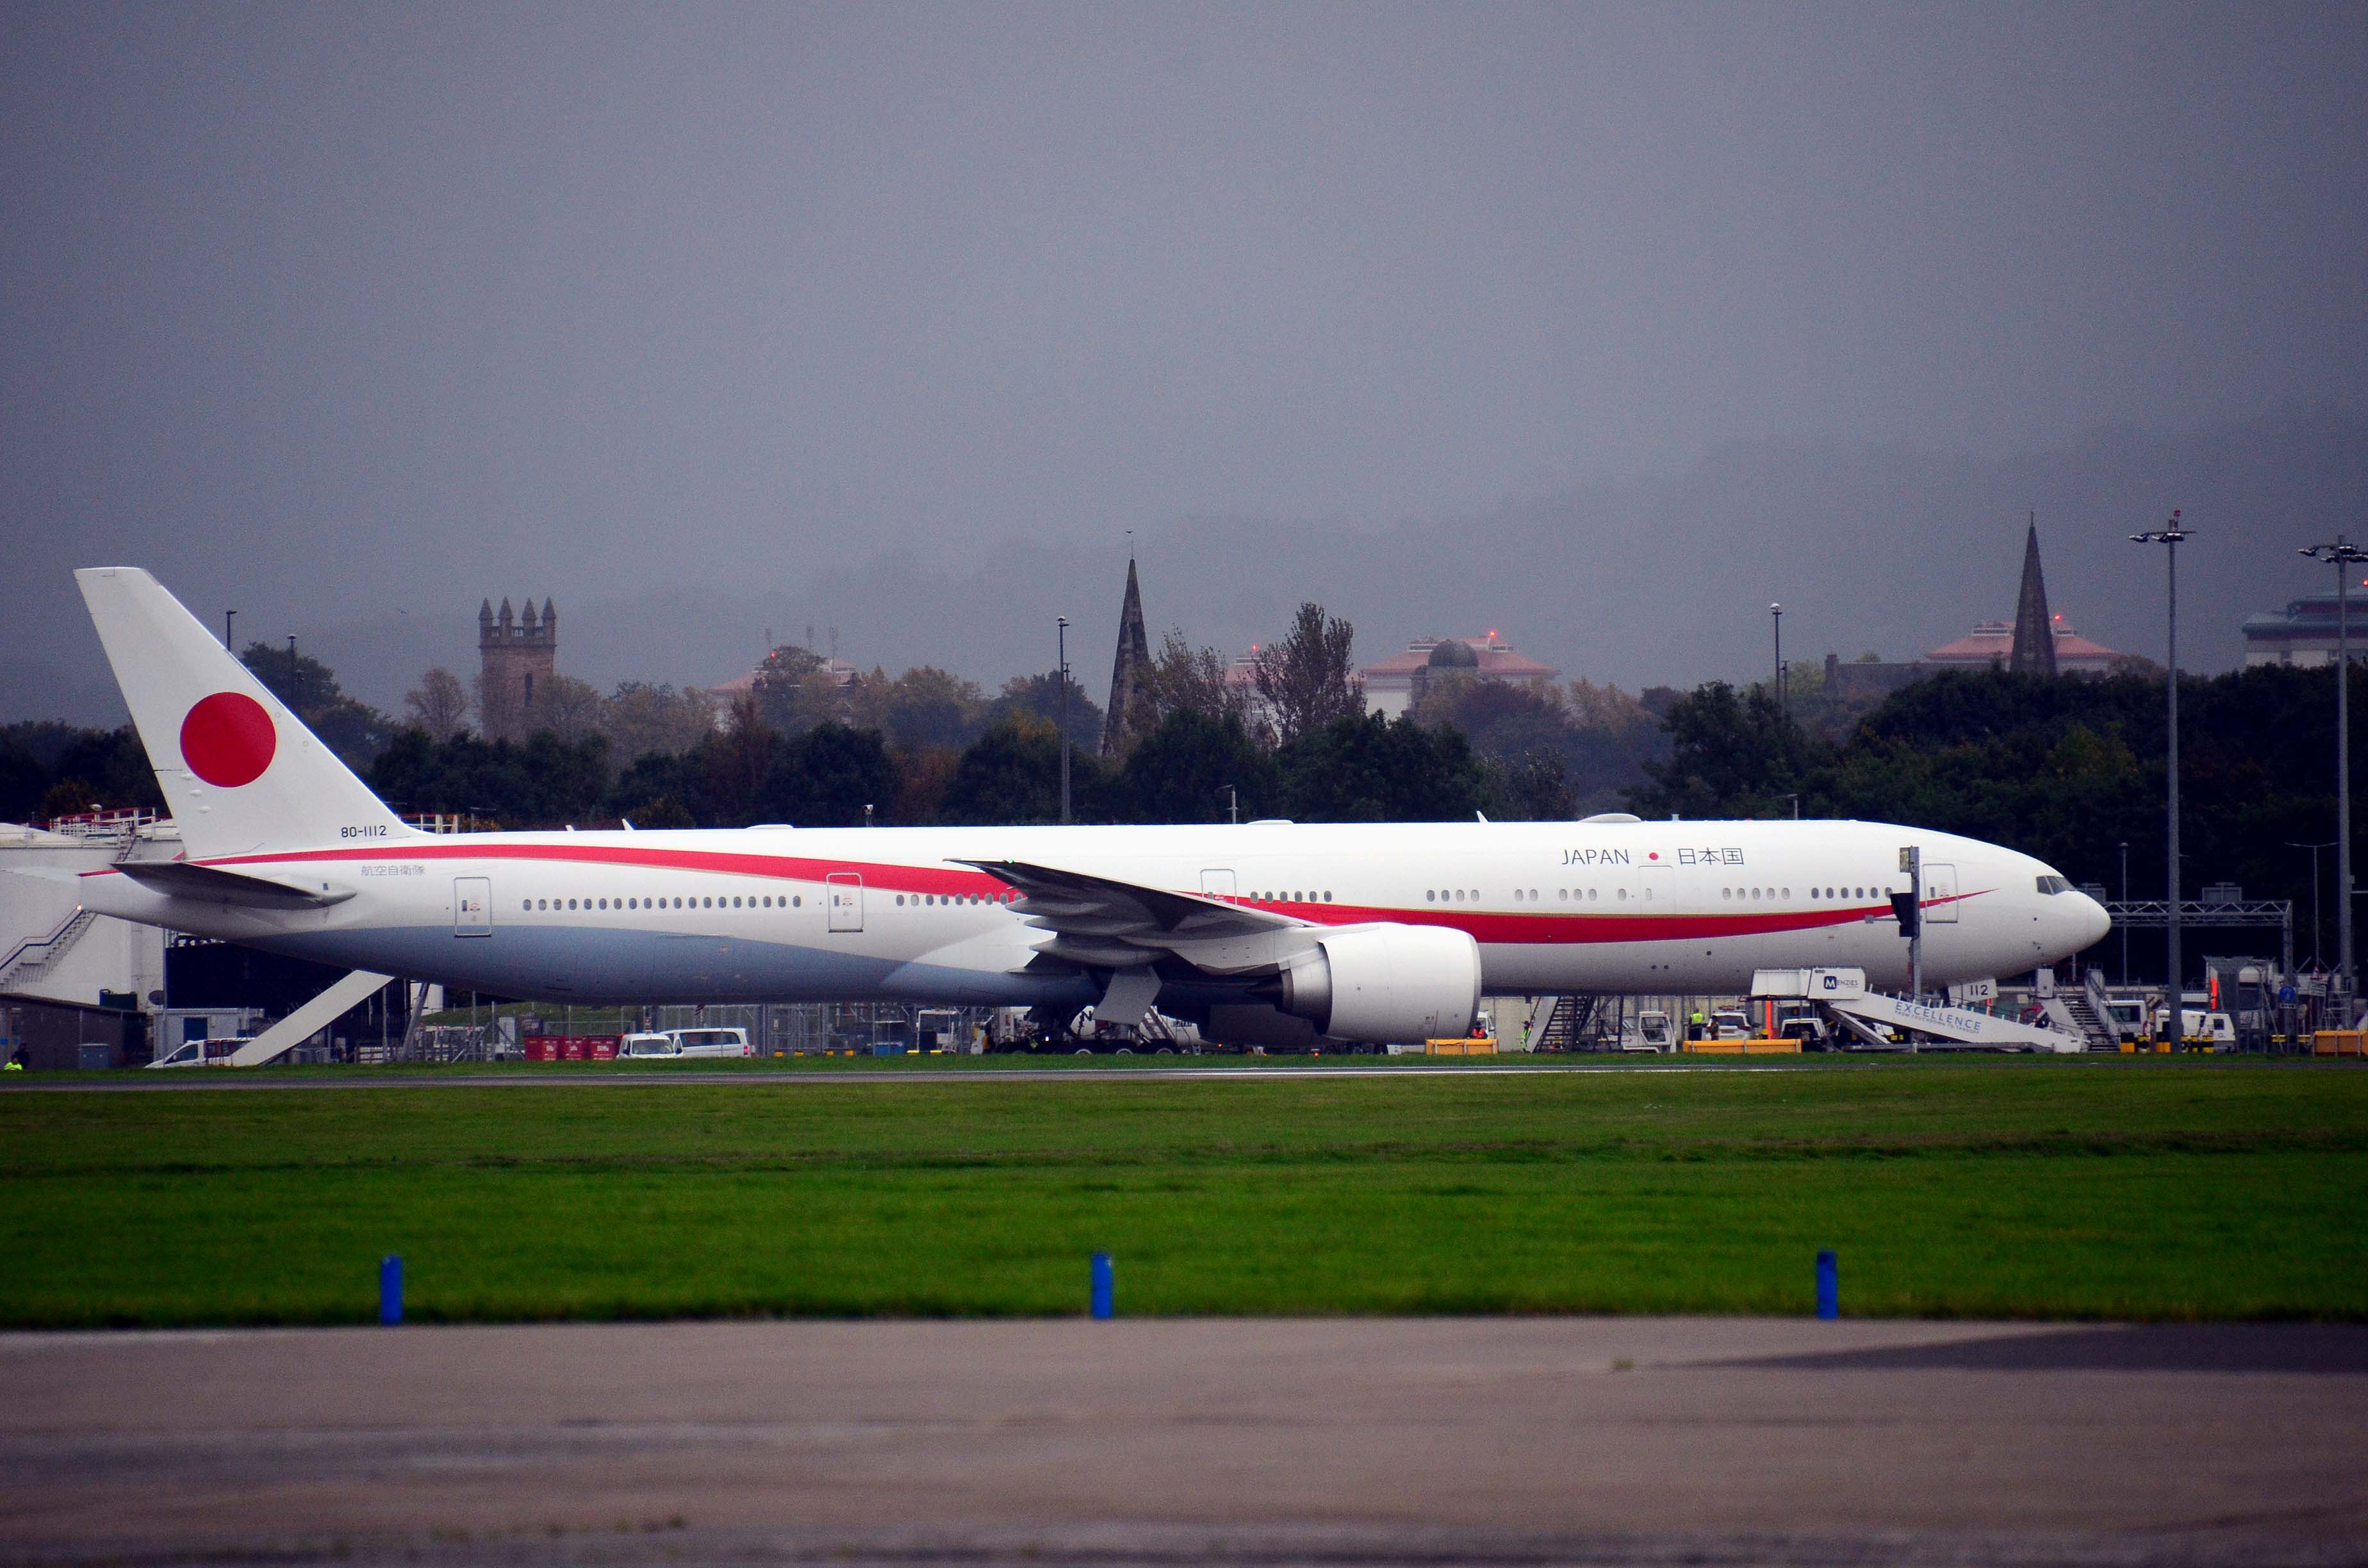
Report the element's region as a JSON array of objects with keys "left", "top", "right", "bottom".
[{"left": 4, "top": 1058, "right": 2363, "bottom": 1326}]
